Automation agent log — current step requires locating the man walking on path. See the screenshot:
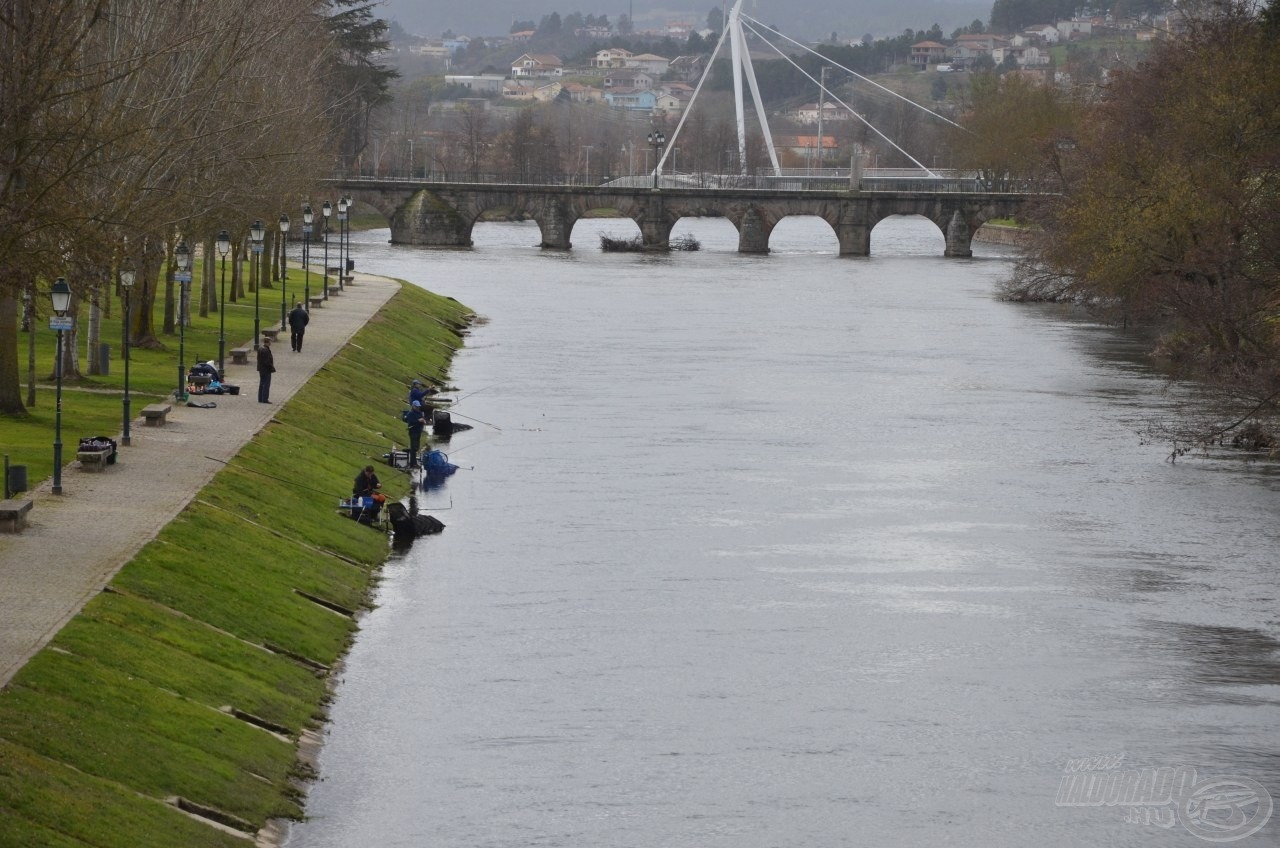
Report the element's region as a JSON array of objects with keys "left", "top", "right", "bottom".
[
  {"left": 288, "top": 301, "right": 310, "bottom": 352},
  {"left": 257, "top": 337, "right": 276, "bottom": 403}
]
